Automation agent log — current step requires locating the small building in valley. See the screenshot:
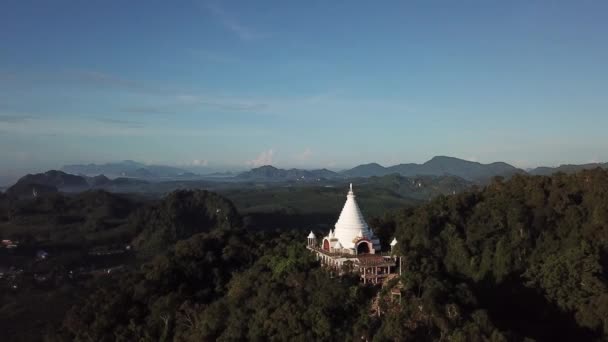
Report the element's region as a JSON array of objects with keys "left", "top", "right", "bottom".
[{"left": 307, "top": 184, "right": 398, "bottom": 284}]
